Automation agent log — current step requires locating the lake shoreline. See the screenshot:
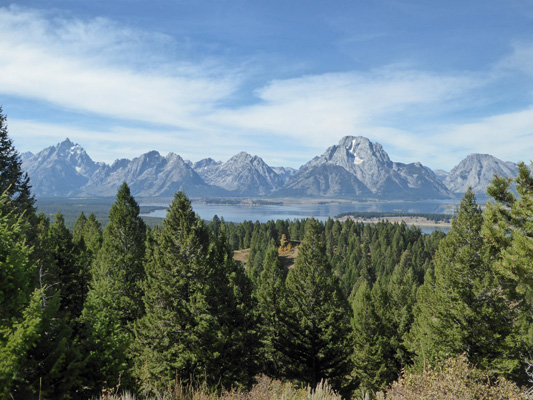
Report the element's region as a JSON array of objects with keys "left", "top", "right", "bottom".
[{"left": 336, "top": 215, "right": 452, "bottom": 229}]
